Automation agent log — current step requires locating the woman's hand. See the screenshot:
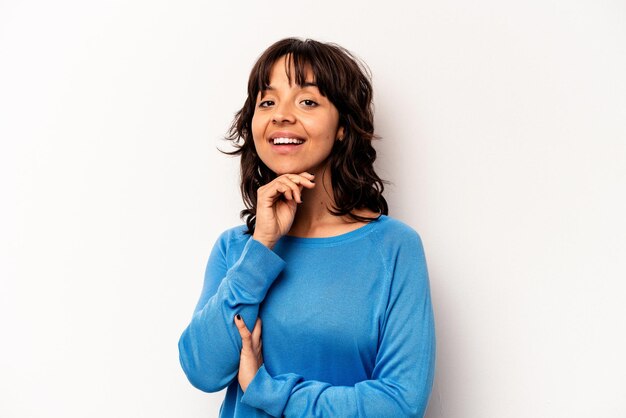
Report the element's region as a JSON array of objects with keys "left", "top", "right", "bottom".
[
  {"left": 253, "top": 172, "right": 316, "bottom": 249},
  {"left": 234, "top": 314, "right": 263, "bottom": 393}
]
